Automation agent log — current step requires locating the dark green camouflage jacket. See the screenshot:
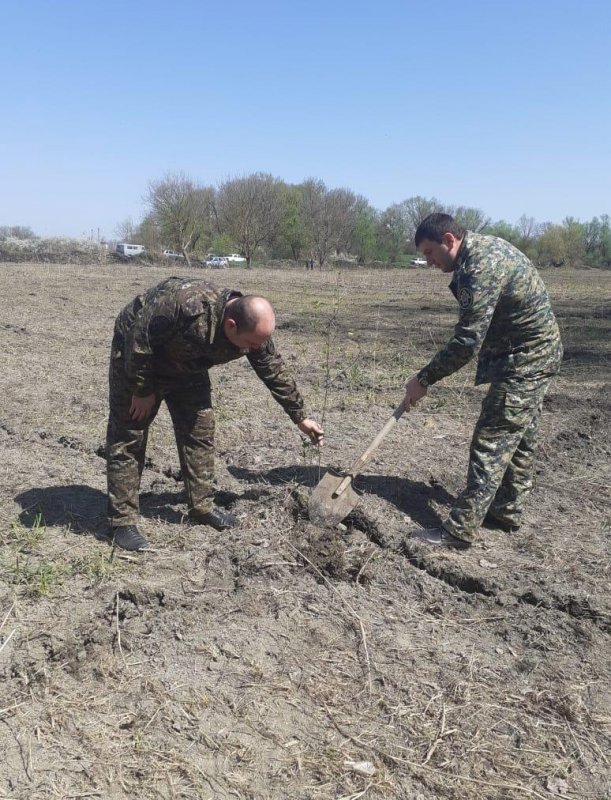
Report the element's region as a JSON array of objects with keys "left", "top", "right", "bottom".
[
  {"left": 418, "top": 233, "right": 563, "bottom": 386},
  {"left": 114, "top": 276, "right": 306, "bottom": 423}
]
